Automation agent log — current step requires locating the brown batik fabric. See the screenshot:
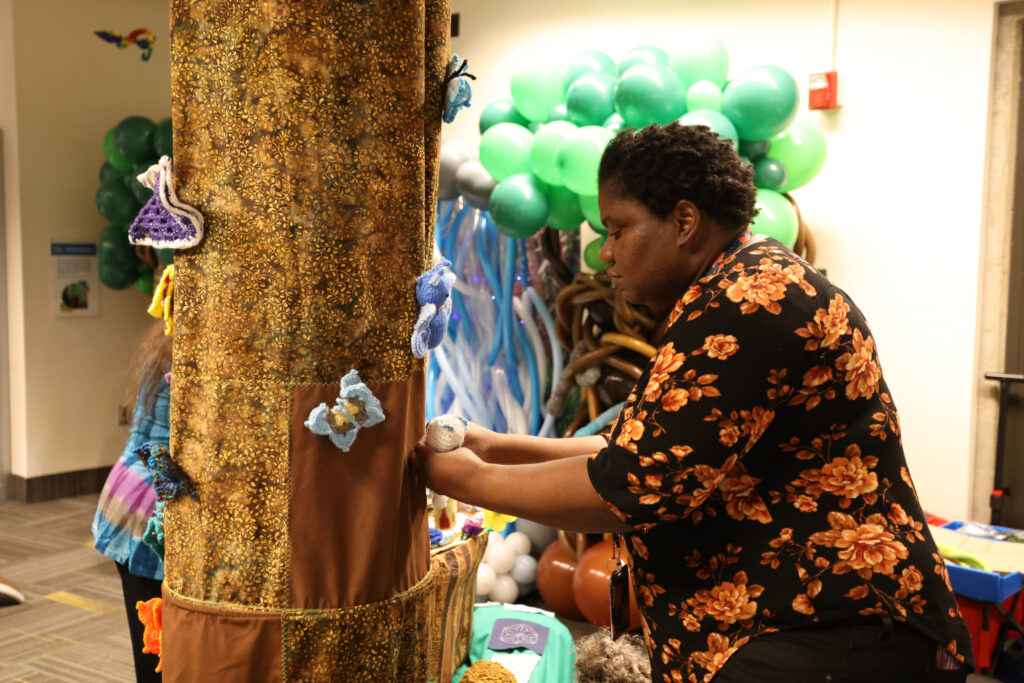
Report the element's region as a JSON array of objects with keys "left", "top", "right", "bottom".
[
  {"left": 587, "top": 239, "right": 974, "bottom": 683},
  {"left": 164, "top": 0, "right": 451, "bottom": 679},
  {"left": 427, "top": 534, "right": 488, "bottom": 682}
]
